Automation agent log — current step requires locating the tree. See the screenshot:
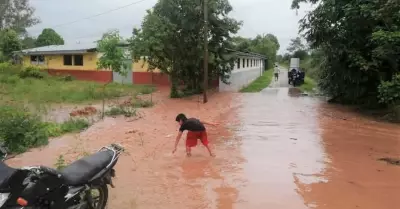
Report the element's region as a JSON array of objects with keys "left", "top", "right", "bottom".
[
  {"left": 292, "top": 0, "right": 400, "bottom": 106},
  {"left": 130, "top": 0, "right": 241, "bottom": 97},
  {"left": 292, "top": 49, "right": 308, "bottom": 60},
  {"left": 36, "top": 28, "right": 64, "bottom": 47},
  {"left": 97, "top": 30, "right": 127, "bottom": 75},
  {"left": 21, "top": 36, "right": 36, "bottom": 49},
  {"left": 232, "top": 36, "right": 252, "bottom": 51},
  {"left": 0, "top": 29, "right": 22, "bottom": 61},
  {"left": 266, "top": 33, "right": 280, "bottom": 50},
  {"left": 232, "top": 34, "right": 280, "bottom": 69},
  {"left": 286, "top": 37, "right": 305, "bottom": 53},
  {"left": 97, "top": 30, "right": 128, "bottom": 118},
  {"left": 251, "top": 34, "right": 278, "bottom": 68},
  {"left": 0, "top": 0, "right": 40, "bottom": 34}
]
